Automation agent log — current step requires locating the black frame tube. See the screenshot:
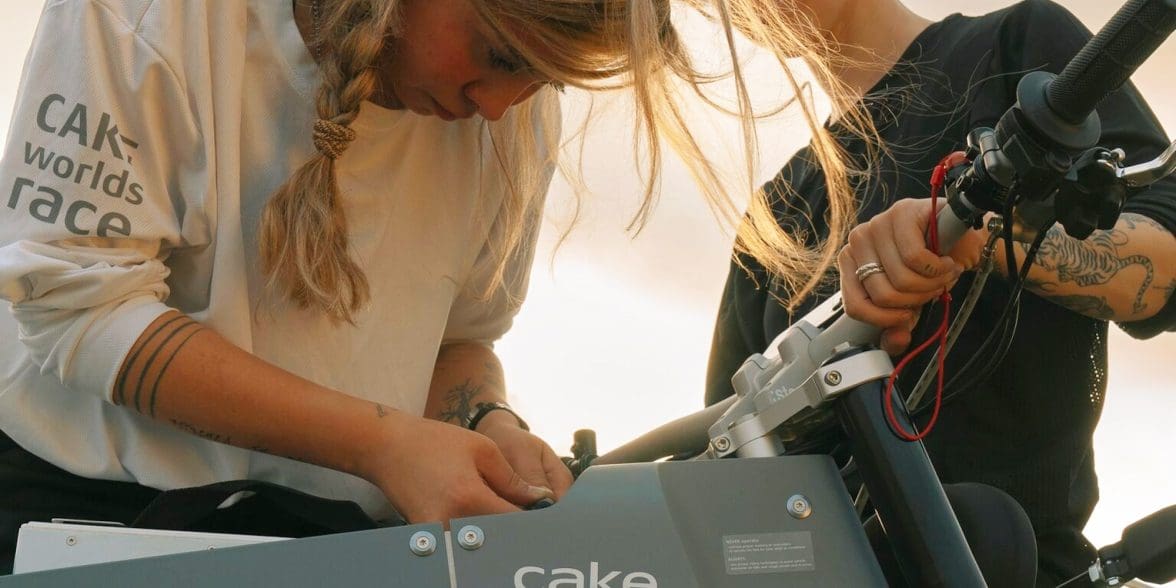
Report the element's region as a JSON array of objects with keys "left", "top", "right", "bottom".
[{"left": 835, "top": 378, "right": 986, "bottom": 587}]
